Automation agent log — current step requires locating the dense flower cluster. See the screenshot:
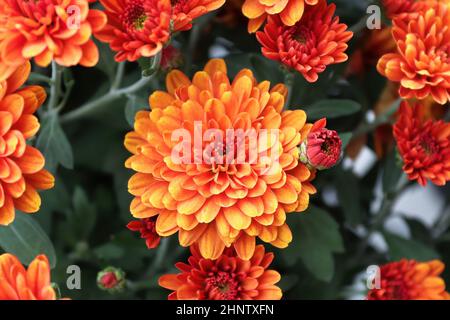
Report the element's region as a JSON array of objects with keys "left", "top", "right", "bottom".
[{"left": 368, "top": 259, "right": 450, "bottom": 300}]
